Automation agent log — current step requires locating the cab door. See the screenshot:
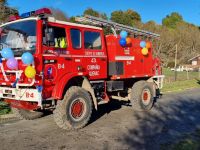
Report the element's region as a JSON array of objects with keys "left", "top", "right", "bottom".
[
  {"left": 68, "top": 28, "right": 85, "bottom": 75},
  {"left": 42, "top": 23, "right": 70, "bottom": 99},
  {"left": 83, "top": 29, "right": 107, "bottom": 80}
]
